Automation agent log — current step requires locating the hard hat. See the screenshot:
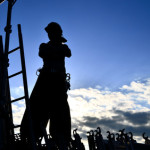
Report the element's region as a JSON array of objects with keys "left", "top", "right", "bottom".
[{"left": 45, "top": 22, "right": 67, "bottom": 43}]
